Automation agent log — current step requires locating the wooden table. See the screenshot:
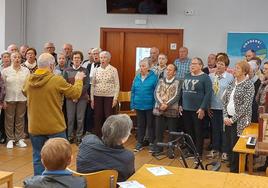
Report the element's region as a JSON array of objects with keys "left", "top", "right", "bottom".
[
  {"left": 0, "top": 171, "right": 14, "bottom": 188},
  {"left": 128, "top": 164, "right": 268, "bottom": 188},
  {"left": 233, "top": 123, "right": 258, "bottom": 174}
]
